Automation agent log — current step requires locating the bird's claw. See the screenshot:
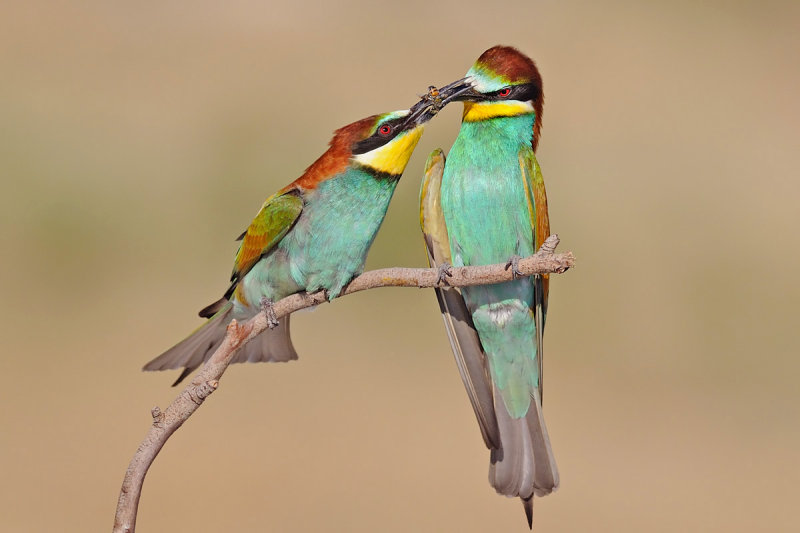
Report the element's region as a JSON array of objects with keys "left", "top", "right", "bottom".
[
  {"left": 505, "top": 255, "right": 524, "bottom": 279},
  {"left": 436, "top": 262, "right": 453, "bottom": 287},
  {"left": 259, "top": 297, "right": 279, "bottom": 329}
]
